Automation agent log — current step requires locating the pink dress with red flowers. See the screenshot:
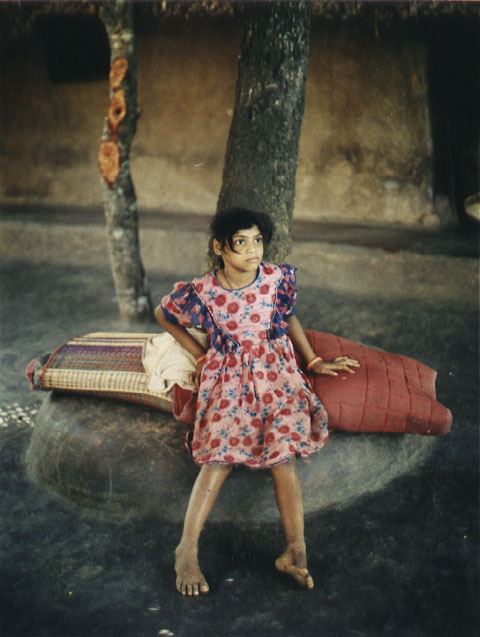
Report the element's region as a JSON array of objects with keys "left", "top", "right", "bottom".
[{"left": 160, "top": 263, "right": 328, "bottom": 468}]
